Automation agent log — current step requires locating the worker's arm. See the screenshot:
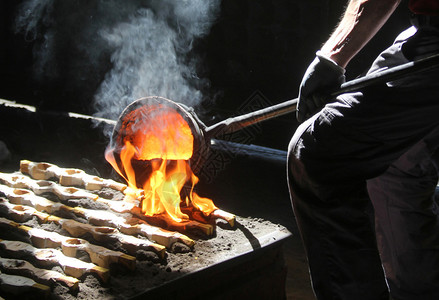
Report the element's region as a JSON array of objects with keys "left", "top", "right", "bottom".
[
  {"left": 296, "top": 0, "right": 402, "bottom": 123},
  {"left": 321, "top": 0, "right": 402, "bottom": 68}
]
